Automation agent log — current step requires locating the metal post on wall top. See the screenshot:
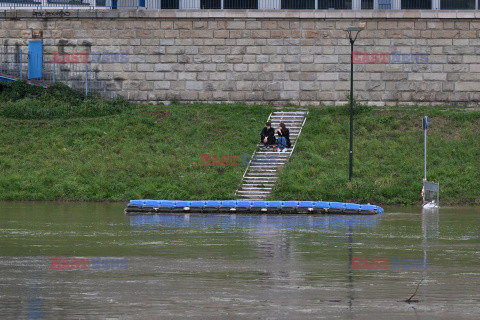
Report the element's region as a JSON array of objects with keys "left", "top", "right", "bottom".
[
  {"left": 85, "top": 65, "right": 88, "bottom": 97},
  {"left": 20, "top": 49, "right": 23, "bottom": 80}
]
